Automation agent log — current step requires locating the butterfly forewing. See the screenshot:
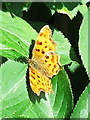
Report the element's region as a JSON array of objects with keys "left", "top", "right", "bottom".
[
  {"left": 32, "top": 25, "right": 56, "bottom": 61},
  {"left": 39, "top": 51, "right": 61, "bottom": 78}
]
